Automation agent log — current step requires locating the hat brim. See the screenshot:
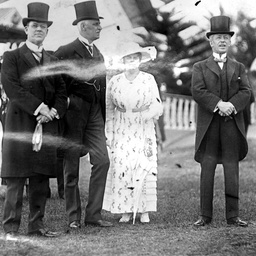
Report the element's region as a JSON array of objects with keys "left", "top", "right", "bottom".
[
  {"left": 206, "top": 31, "right": 234, "bottom": 39},
  {"left": 120, "top": 51, "right": 152, "bottom": 64},
  {"left": 72, "top": 16, "right": 103, "bottom": 26},
  {"left": 22, "top": 18, "right": 53, "bottom": 27}
]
